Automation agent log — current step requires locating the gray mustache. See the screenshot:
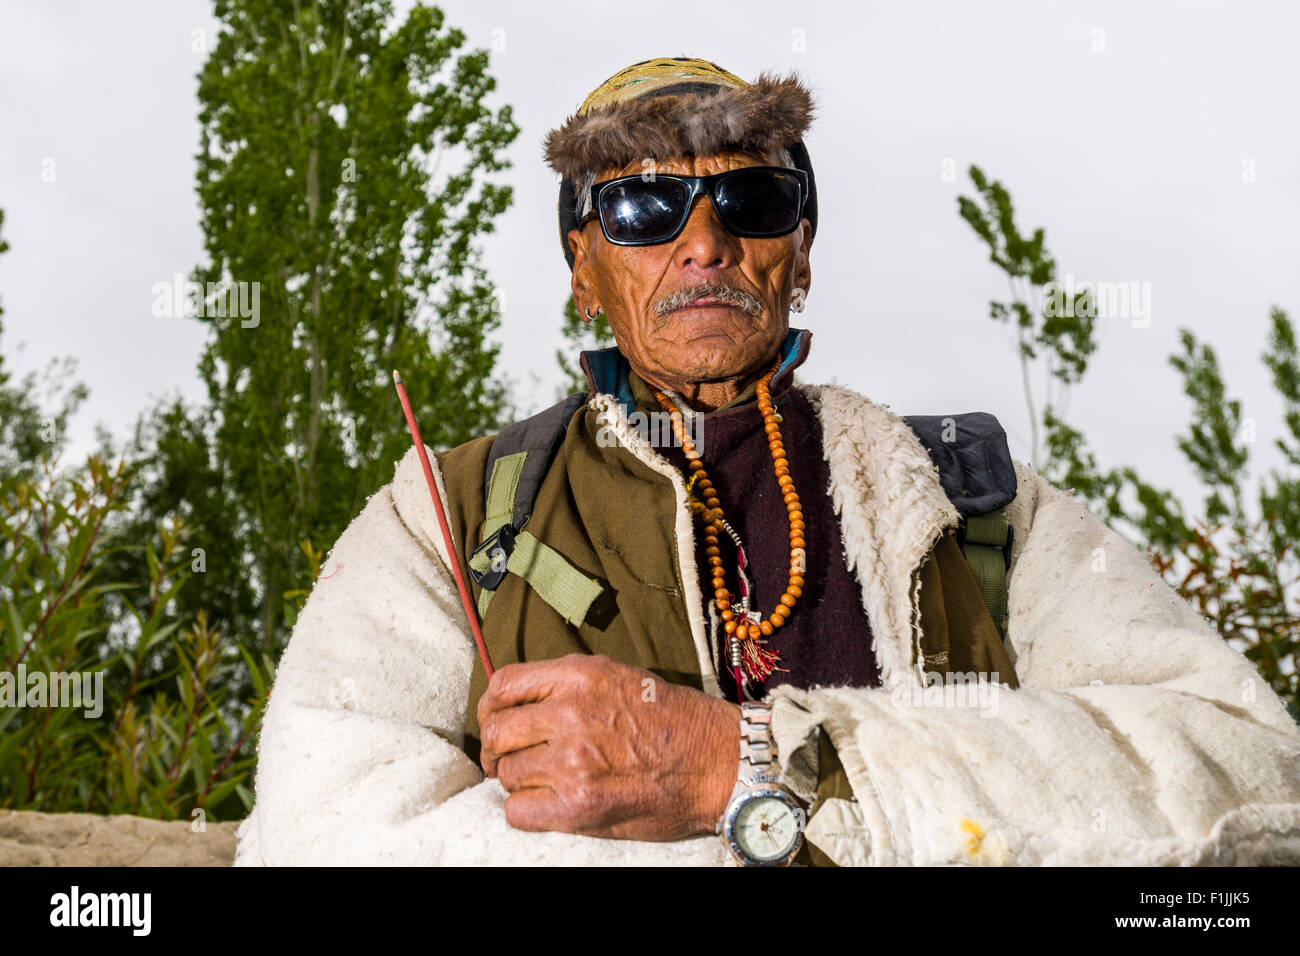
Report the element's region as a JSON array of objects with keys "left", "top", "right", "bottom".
[{"left": 653, "top": 284, "right": 764, "bottom": 317}]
